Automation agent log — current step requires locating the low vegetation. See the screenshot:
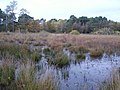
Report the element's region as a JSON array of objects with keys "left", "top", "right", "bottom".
[
  {"left": 1, "top": 32, "right": 120, "bottom": 55},
  {"left": 93, "top": 28, "right": 120, "bottom": 35},
  {"left": 31, "top": 52, "right": 42, "bottom": 62},
  {"left": 76, "top": 53, "right": 86, "bottom": 60},
  {"left": 0, "top": 59, "right": 15, "bottom": 88},
  {"left": 44, "top": 49, "right": 69, "bottom": 68},
  {"left": 0, "top": 0, "right": 120, "bottom": 90},
  {"left": 0, "top": 32, "right": 120, "bottom": 89},
  {"left": 100, "top": 69, "right": 120, "bottom": 90},
  {"left": 0, "top": 58, "right": 58, "bottom": 90},
  {"left": 70, "top": 30, "right": 80, "bottom": 35},
  {"left": 53, "top": 52, "right": 69, "bottom": 68},
  {"left": 90, "top": 49, "right": 103, "bottom": 58},
  {"left": 0, "top": 42, "right": 41, "bottom": 63}
]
